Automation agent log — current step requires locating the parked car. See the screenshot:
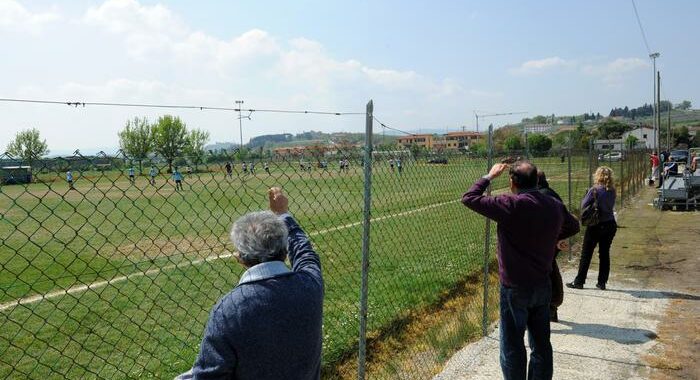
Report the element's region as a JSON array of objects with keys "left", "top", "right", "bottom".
[
  {"left": 669, "top": 149, "right": 689, "bottom": 163},
  {"left": 427, "top": 157, "right": 448, "bottom": 164},
  {"left": 601, "top": 151, "right": 623, "bottom": 162}
]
